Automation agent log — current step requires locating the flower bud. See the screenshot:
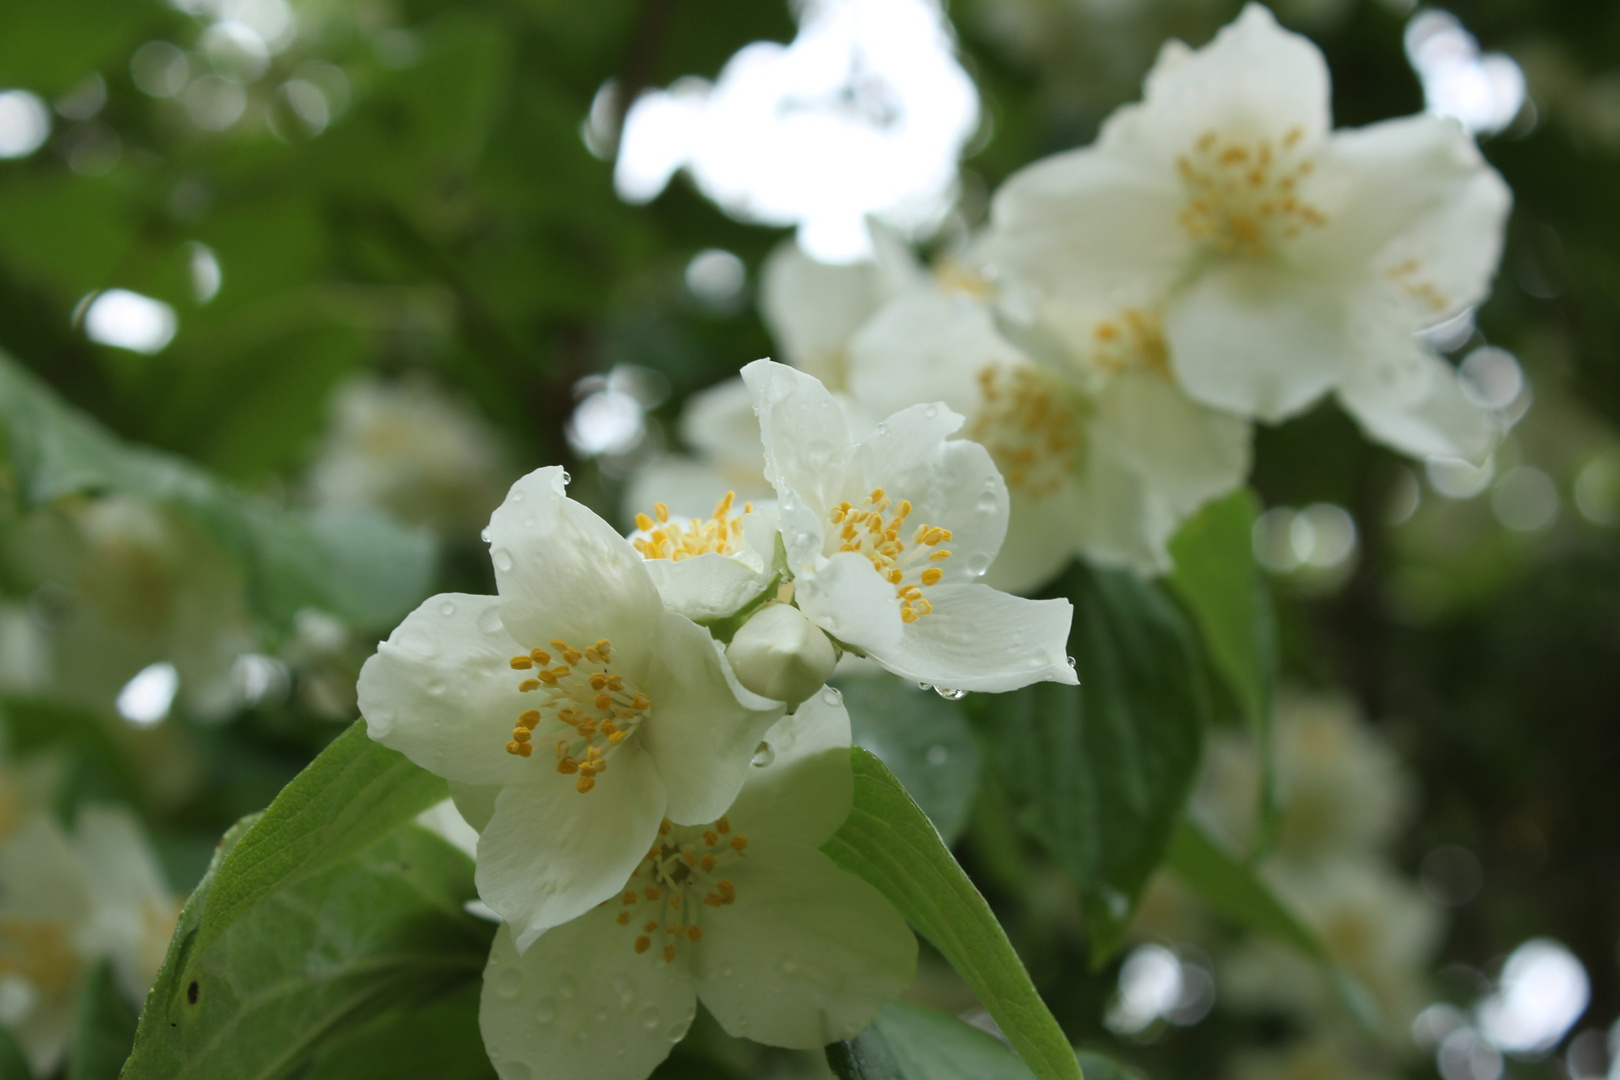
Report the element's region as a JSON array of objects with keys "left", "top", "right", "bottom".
[{"left": 725, "top": 603, "right": 837, "bottom": 708}]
